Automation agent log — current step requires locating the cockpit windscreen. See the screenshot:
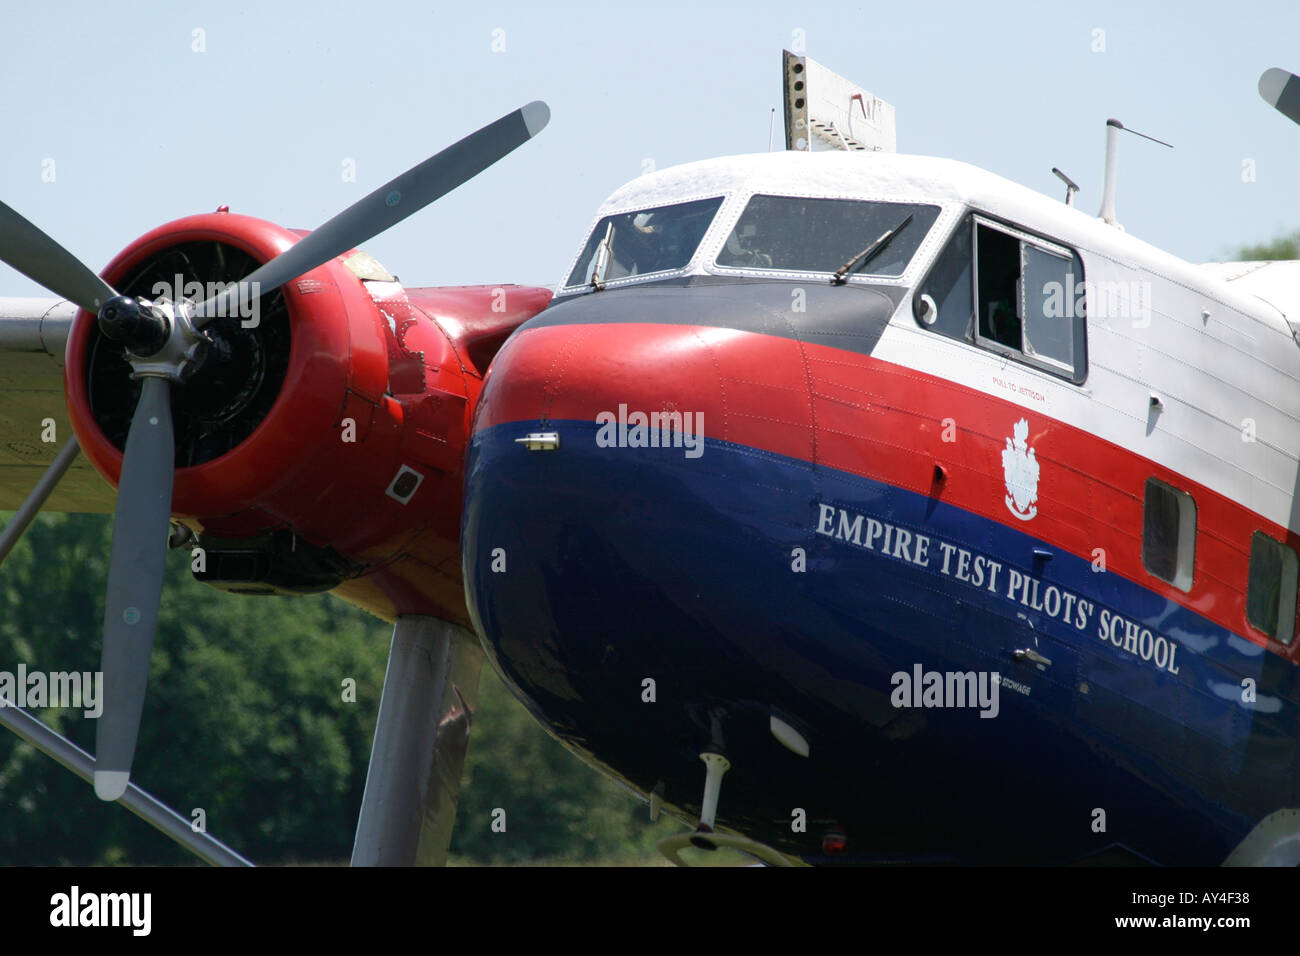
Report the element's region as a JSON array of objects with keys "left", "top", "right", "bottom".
[
  {"left": 566, "top": 197, "right": 724, "bottom": 288},
  {"left": 716, "top": 195, "right": 941, "bottom": 277}
]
